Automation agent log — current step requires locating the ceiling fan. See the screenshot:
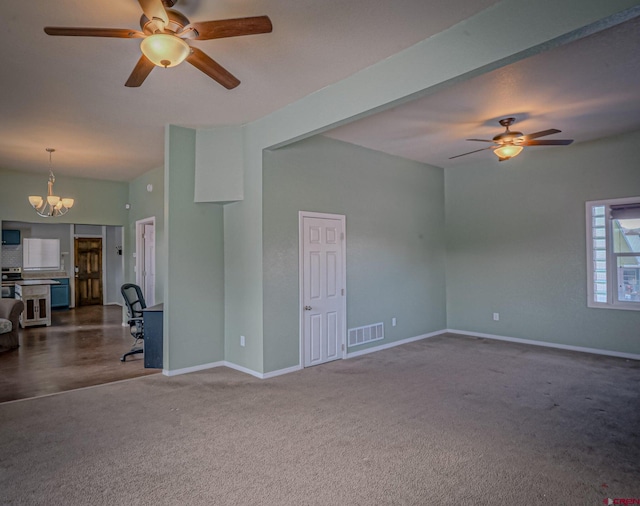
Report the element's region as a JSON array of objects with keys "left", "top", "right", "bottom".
[
  {"left": 44, "top": 0, "right": 272, "bottom": 89},
  {"left": 449, "top": 117, "right": 574, "bottom": 161}
]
